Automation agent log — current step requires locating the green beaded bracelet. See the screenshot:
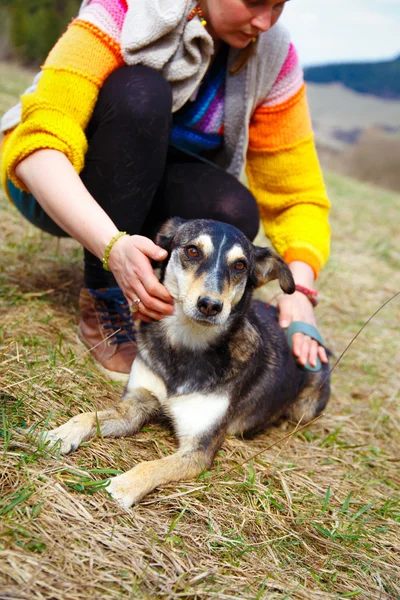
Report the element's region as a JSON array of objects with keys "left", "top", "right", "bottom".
[{"left": 102, "top": 231, "right": 129, "bottom": 271}]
